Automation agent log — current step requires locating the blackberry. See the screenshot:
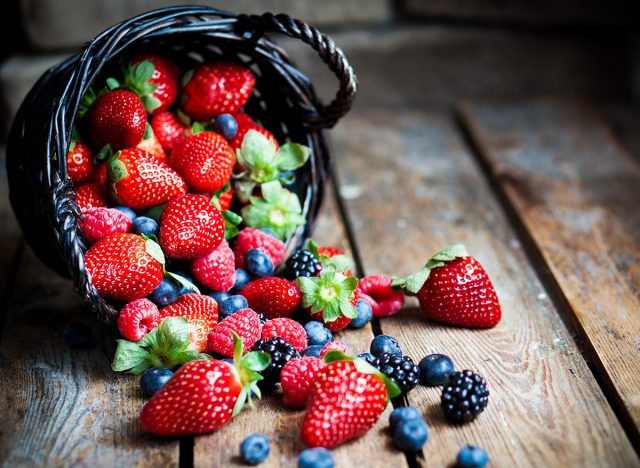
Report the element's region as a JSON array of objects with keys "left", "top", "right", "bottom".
[
  {"left": 283, "top": 249, "right": 321, "bottom": 280},
  {"left": 375, "top": 353, "right": 419, "bottom": 393},
  {"left": 441, "top": 370, "right": 489, "bottom": 423},
  {"left": 255, "top": 310, "right": 268, "bottom": 325},
  {"left": 252, "top": 337, "right": 300, "bottom": 383}
]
